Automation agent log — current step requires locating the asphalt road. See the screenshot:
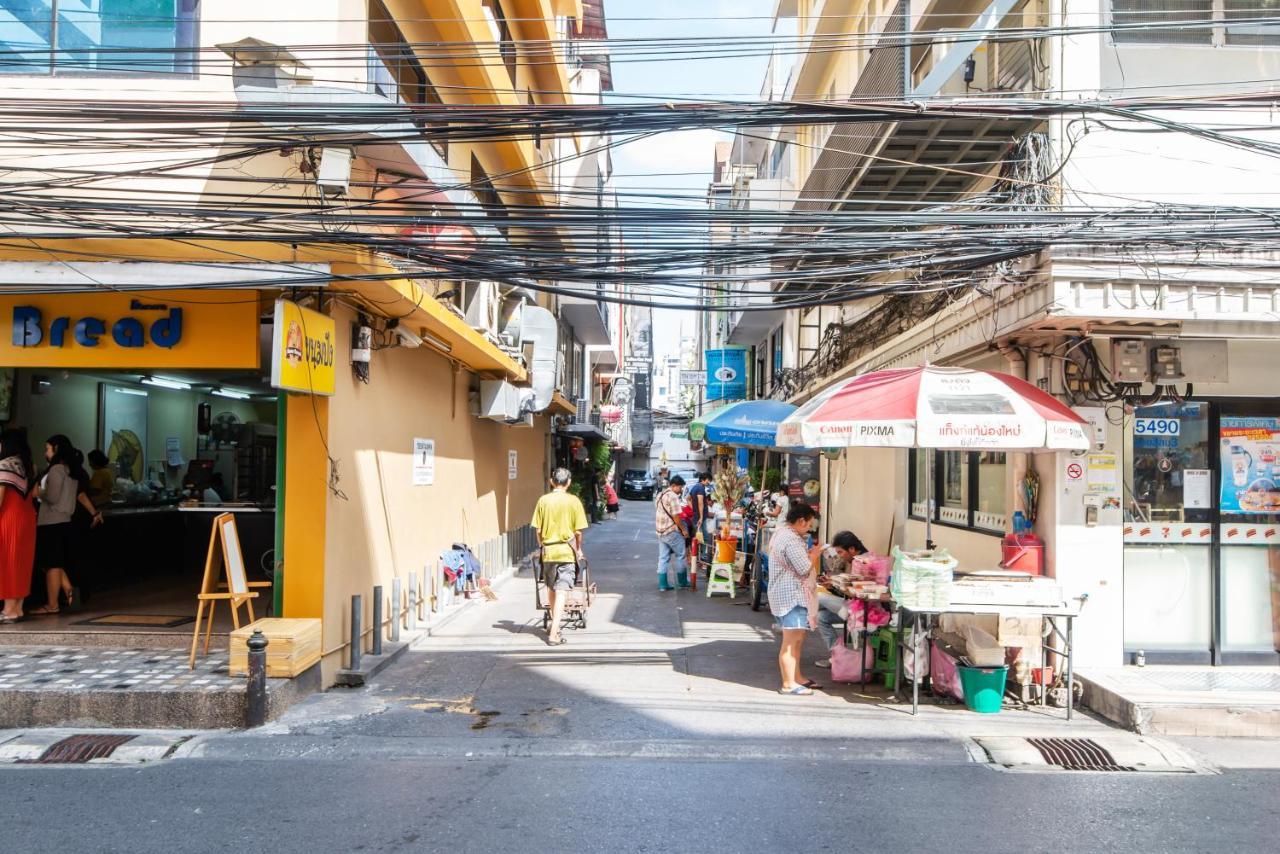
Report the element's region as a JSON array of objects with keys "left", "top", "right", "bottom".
[{"left": 2, "top": 505, "right": 1278, "bottom": 853}]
